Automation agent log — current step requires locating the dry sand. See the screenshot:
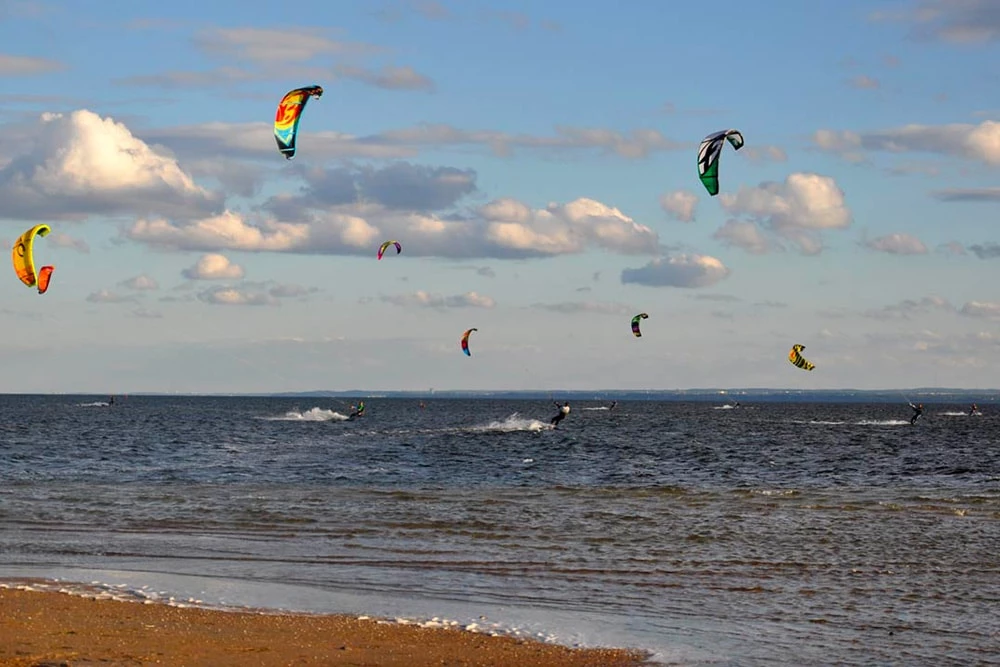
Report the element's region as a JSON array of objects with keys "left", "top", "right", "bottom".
[{"left": 0, "top": 587, "right": 652, "bottom": 666}]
